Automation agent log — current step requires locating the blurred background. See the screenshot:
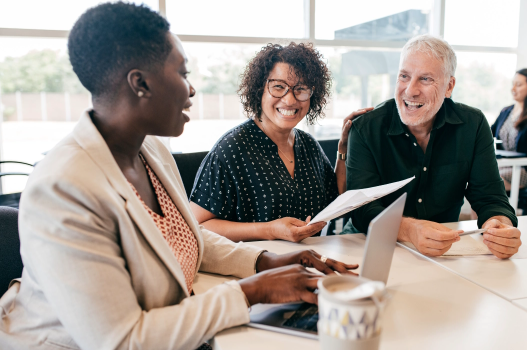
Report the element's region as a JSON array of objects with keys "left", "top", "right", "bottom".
[{"left": 0, "top": 0, "right": 525, "bottom": 193}]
